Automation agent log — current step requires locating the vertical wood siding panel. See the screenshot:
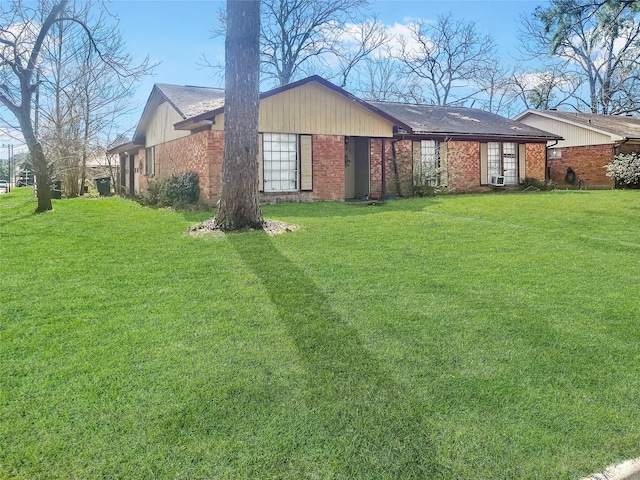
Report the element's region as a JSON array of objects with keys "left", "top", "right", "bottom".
[
  {"left": 300, "top": 135, "right": 313, "bottom": 190},
  {"left": 480, "top": 143, "right": 488, "bottom": 185},
  {"left": 412, "top": 141, "right": 421, "bottom": 179},
  {"left": 518, "top": 144, "right": 527, "bottom": 181},
  {"left": 258, "top": 133, "right": 263, "bottom": 191},
  {"left": 440, "top": 142, "right": 449, "bottom": 187},
  {"left": 257, "top": 81, "right": 394, "bottom": 137}
]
